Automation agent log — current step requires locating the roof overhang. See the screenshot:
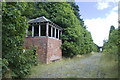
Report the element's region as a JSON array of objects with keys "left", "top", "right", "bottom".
[{"left": 28, "top": 16, "right": 63, "bottom": 30}]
